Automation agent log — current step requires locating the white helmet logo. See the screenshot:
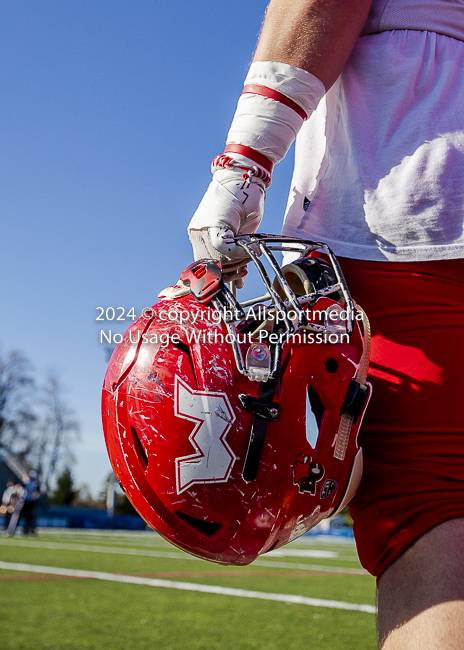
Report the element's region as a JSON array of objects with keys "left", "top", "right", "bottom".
[{"left": 174, "top": 376, "right": 237, "bottom": 494}]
